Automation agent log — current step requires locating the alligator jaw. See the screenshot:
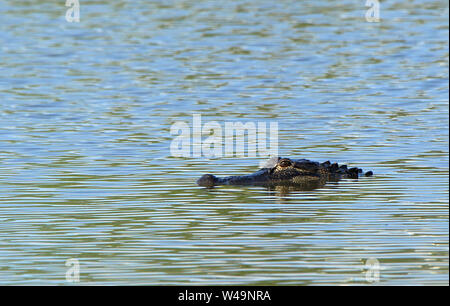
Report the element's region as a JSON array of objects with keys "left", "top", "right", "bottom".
[{"left": 197, "top": 169, "right": 271, "bottom": 187}]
